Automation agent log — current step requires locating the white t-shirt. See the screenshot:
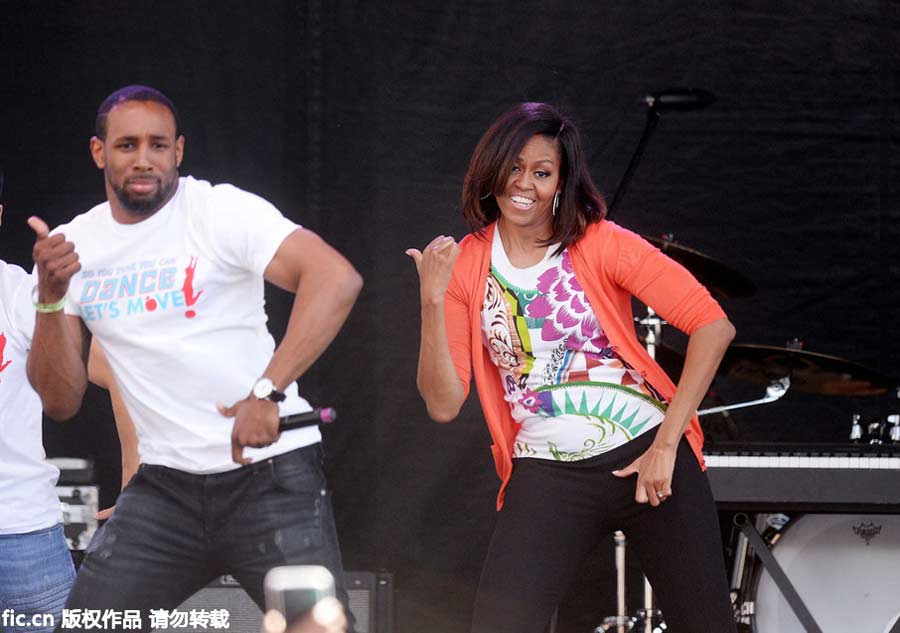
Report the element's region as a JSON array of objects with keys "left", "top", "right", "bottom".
[
  {"left": 55, "top": 176, "right": 319, "bottom": 473},
  {"left": 0, "top": 261, "right": 62, "bottom": 533}
]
